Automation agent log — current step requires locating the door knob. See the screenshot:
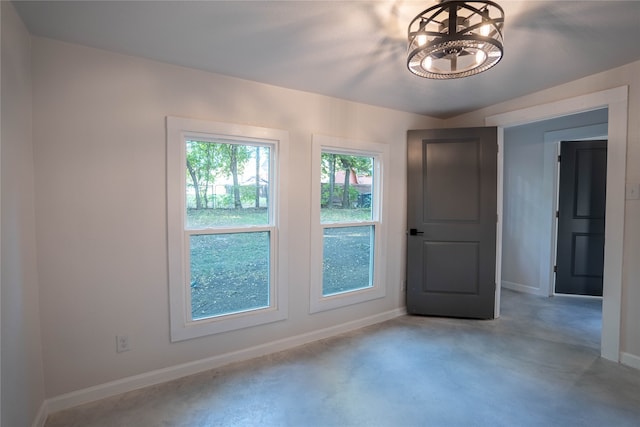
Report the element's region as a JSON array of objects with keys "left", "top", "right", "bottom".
[{"left": 409, "top": 228, "right": 424, "bottom": 236}]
